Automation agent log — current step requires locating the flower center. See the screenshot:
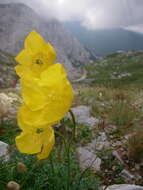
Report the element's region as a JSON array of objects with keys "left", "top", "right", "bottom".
[
  {"left": 33, "top": 53, "right": 48, "bottom": 66},
  {"left": 36, "top": 59, "right": 43, "bottom": 65},
  {"left": 36, "top": 128, "right": 44, "bottom": 134}
]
